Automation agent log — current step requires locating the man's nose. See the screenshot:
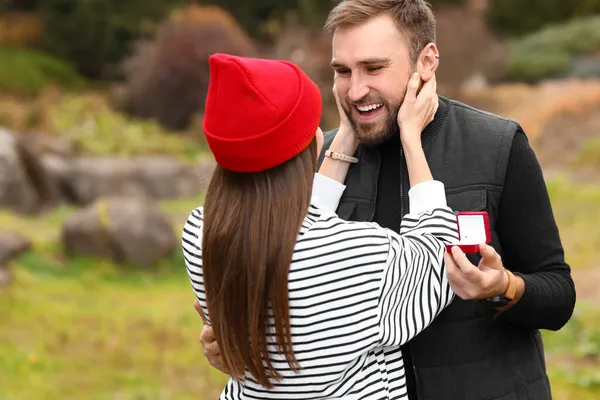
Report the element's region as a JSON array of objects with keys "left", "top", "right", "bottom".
[{"left": 348, "top": 77, "right": 369, "bottom": 103}]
